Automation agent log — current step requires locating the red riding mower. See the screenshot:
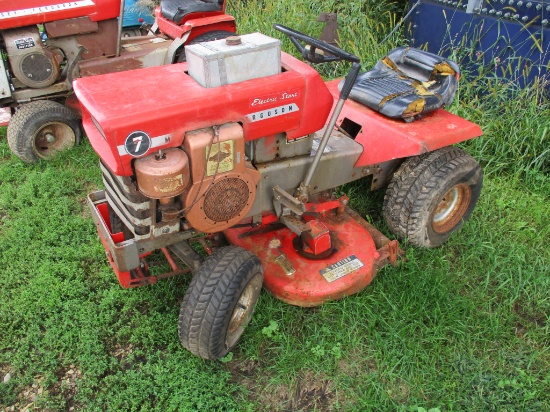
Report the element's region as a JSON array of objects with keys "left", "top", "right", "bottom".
[
  {"left": 74, "top": 24, "right": 483, "bottom": 360},
  {"left": 0, "top": 0, "right": 235, "bottom": 163}
]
